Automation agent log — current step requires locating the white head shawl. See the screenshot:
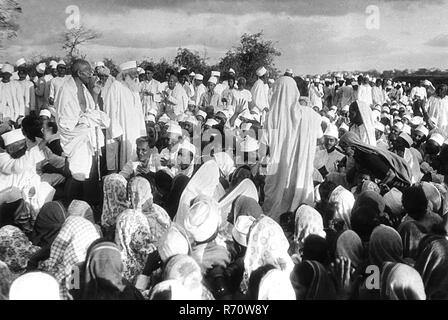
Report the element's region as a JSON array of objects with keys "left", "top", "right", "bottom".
[
  {"left": 174, "top": 160, "right": 221, "bottom": 230},
  {"left": 258, "top": 269, "right": 296, "bottom": 300},
  {"left": 329, "top": 185, "right": 355, "bottom": 229},
  {"left": 294, "top": 205, "right": 326, "bottom": 252}
]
